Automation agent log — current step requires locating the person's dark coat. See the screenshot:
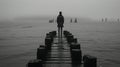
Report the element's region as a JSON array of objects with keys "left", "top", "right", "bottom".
[{"left": 57, "top": 14, "right": 64, "bottom": 27}]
